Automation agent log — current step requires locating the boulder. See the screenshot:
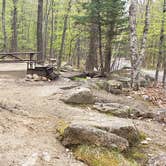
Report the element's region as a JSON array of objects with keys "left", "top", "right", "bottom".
[
  {"left": 62, "top": 124, "right": 129, "bottom": 152},
  {"left": 148, "top": 154, "right": 166, "bottom": 166},
  {"left": 96, "top": 80, "right": 123, "bottom": 94},
  {"left": 61, "top": 87, "right": 95, "bottom": 104},
  {"left": 108, "top": 68, "right": 154, "bottom": 88},
  {"left": 71, "top": 115, "right": 141, "bottom": 146},
  {"left": 93, "top": 102, "right": 131, "bottom": 118}
]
